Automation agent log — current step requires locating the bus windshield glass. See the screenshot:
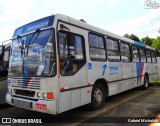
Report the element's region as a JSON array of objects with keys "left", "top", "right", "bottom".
[{"left": 9, "top": 29, "right": 56, "bottom": 77}]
